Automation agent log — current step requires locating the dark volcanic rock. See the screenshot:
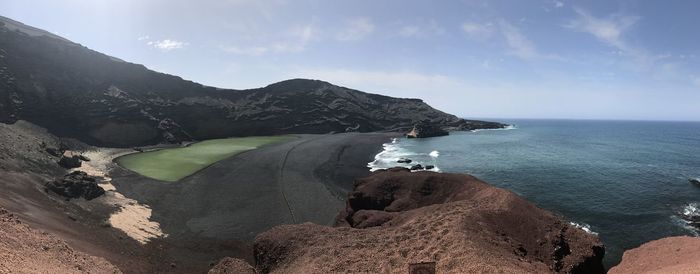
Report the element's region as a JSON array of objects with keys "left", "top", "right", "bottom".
[
  {"left": 397, "top": 158, "right": 412, "bottom": 164},
  {"left": 409, "top": 164, "right": 424, "bottom": 170},
  {"left": 425, "top": 165, "right": 435, "bottom": 170},
  {"left": 690, "top": 177, "right": 700, "bottom": 186},
  {"left": 246, "top": 168, "right": 605, "bottom": 273},
  {"left": 57, "top": 152, "right": 82, "bottom": 169},
  {"left": 0, "top": 16, "right": 506, "bottom": 147},
  {"left": 406, "top": 121, "right": 449, "bottom": 138},
  {"left": 45, "top": 171, "right": 105, "bottom": 200}
]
